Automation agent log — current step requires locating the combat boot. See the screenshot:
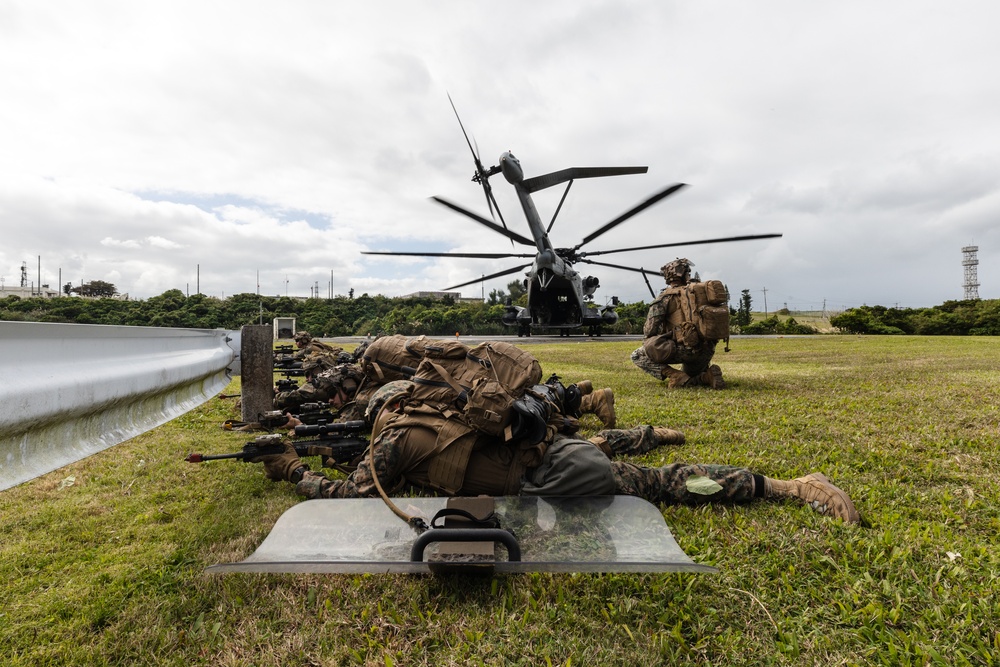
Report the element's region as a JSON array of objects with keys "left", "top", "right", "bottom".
[
  {"left": 652, "top": 427, "right": 685, "bottom": 446},
  {"left": 697, "top": 365, "right": 725, "bottom": 389},
  {"left": 575, "top": 380, "right": 594, "bottom": 396},
  {"left": 579, "top": 388, "right": 616, "bottom": 428},
  {"left": 763, "top": 473, "right": 860, "bottom": 523},
  {"left": 662, "top": 367, "right": 691, "bottom": 388}
]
